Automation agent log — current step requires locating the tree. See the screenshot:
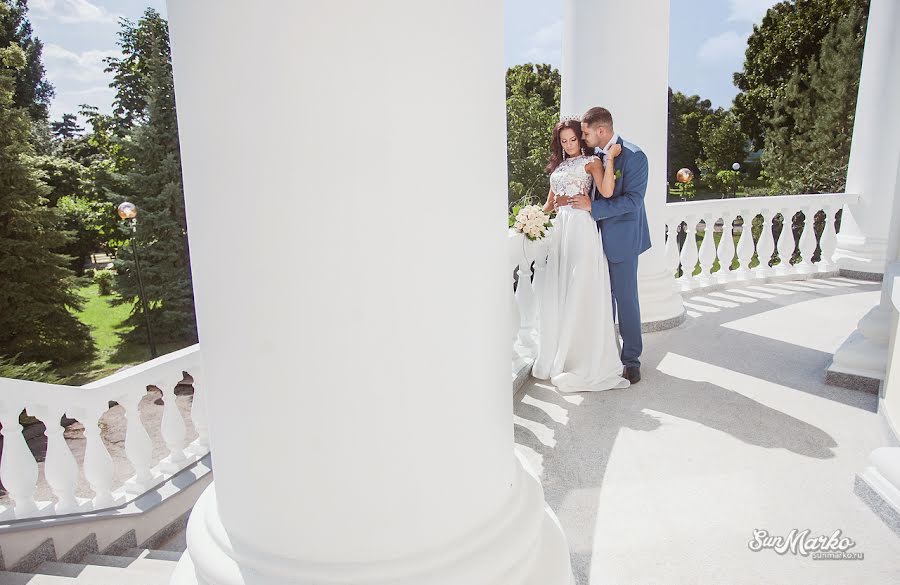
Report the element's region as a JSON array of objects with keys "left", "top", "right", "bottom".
[
  {"left": 506, "top": 64, "right": 560, "bottom": 206},
  {"left": 110, "top": 9, "right": 197, "bottom": 344},
  {"left": 698, "top": 110, "right": 749, "bottom": 192},
  {"left": 51, "top": 113, "right": 84, "bottom": 140},
  {"left": 762, "top": 6, "right": 867, "bottom": 193},
  {"left": 732, "top": 0, "right": 870, "bottom": 148},
  {"left": 667, "top": 88, "right": 715, "bottom": 185},
  {"left": 0, "top": 37, "right": 94, "bottom": 365},
  {"left": 0, "top": 0, "right": 53, "bottom": 120},
  {"left": 104, "top": 10, "right": 172, "bottom": 133}
]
